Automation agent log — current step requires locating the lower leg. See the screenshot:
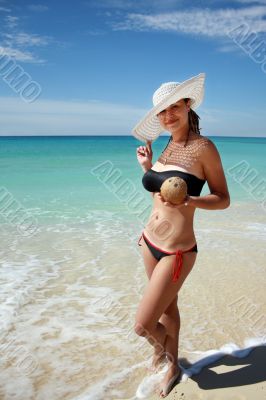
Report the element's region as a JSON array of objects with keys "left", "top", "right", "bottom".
[
  {"left": 162, "top": 306, "right": 180, "bottom": 368},
  {"left": 150, "top": 300, "right": 180, "bottom": 370},
  {"left": 157, "top": 311, "right": 181, "bottom": 398},
  {"left": 135, "top": 321, "right": 167, "bottom": 363},
  {"left": 150, "top": 325, "right": 167, "bottom": 370}
]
